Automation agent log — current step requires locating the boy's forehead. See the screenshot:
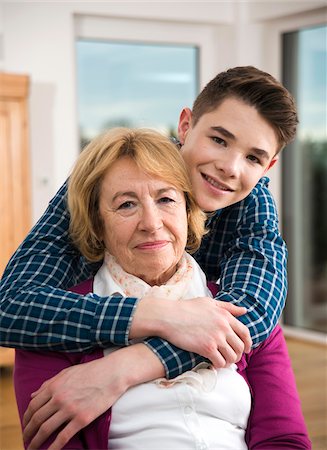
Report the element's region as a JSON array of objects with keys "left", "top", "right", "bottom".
[
  {"left": 197, "top": 97, "right": 249, "bottom": 122},
  {"left": 195, "top": 97, "right": 272, "bottom": 132},
  {"left": 193, "top": 98, "right": 279, "bottom": 157}
]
